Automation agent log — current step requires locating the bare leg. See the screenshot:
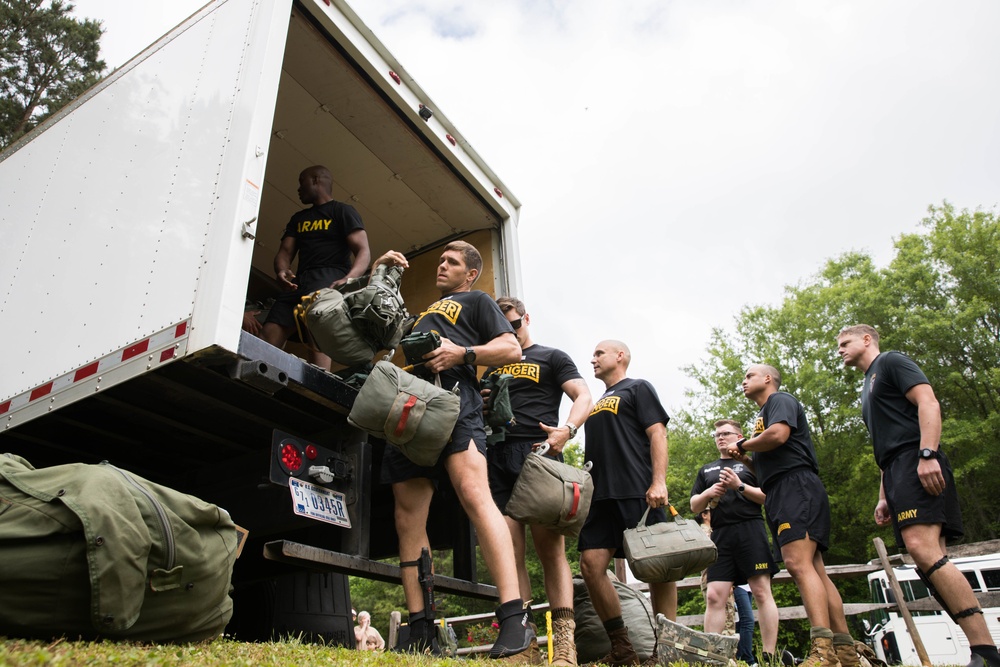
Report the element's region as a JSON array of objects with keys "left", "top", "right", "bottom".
[
  {"left": 531, "top": 524, "right": 574, "bottom": 609},
  {"left": 391, "top": 478, "right": 435, "bottom": 611},
  {"left": 748, "top": 573, "right": 779, "bottom": 653},
  {"left": 444, "top": 443, "right": 520, "bottom": 602},
  {"left": 704, "top": 580, "right": 734, "bottom": 634},
  {"left": 650, "top": 581, "right": 677, "bottom": 621},
  {"left": 580, "top": 548, "right": 621, "bottom": 621},
  {"left": 781, "top": 537, "right": 830, "bottom": 629},
  {"left": 903, "top": 523, "right": 995, "bottom": 646}
]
